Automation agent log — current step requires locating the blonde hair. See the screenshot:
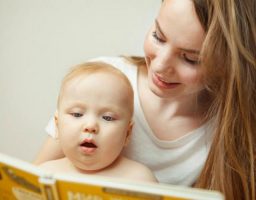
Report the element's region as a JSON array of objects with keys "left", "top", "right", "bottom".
[{"left": 58, "top": 61, "right": 134, "bottom": 116}]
